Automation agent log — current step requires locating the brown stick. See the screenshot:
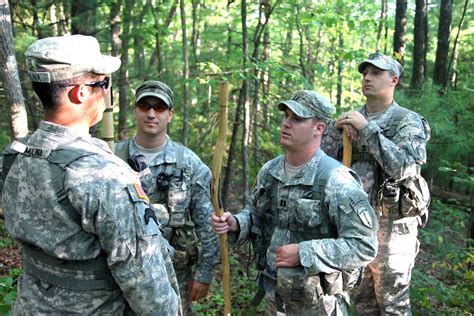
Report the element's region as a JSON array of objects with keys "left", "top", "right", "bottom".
[
  {"left": 102, "top": 74, "right": 114, "bottom": 152},
  {"left": 211, "top": 81, "right": 231, "bottom": 316},
  {"left": 342, "top": 130, "right": 352, "bottom": 167}
]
